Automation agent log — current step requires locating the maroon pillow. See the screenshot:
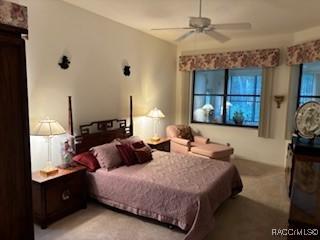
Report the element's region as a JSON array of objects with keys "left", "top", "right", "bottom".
[
  {"left": 131, "top": 140, "right": 153, "bottom": 151},
  {"left": 72, "top": 152, "right": 100, "bottom": 172},
  {"left": 131, "top": 140, "right": 145, "bottom": 149},
  {"left": 132, "top": 142, "right": 153, "bottom": 164},
  {"left": 121, "top": 137, "right": 152, "bottom": 152},
  {"left": 116, "top": 144, "right": 138, "bottom": 166}
]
